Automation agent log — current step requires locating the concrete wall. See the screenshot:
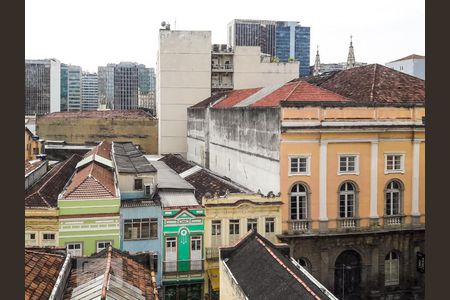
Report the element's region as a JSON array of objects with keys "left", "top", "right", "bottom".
[
  {"left": 50, "top": 59, "right": 61, "bottom": 113},
  {"left": 37, "top": 116, "right": 158, "bottom": 154},
  {"left": 187, "top": 106, "right": 280, "bottom": 194},
  {"left": 157, "top": 30, "right": 212, "bottom": 157},
  {"left": 25, "top": 161, "right": 48, "bottom": 190},
  {"left": 117, "top": 173, "right": 157, "bottom": 199},
  {"left": 385, "top": 59, "right": 425, "bottom": 80},
  {"left": 233, "top": 46, "right": 299, "bottom": 89},
  {"left": 219, "top": 259, "right": 247, "bottom": 300}
]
